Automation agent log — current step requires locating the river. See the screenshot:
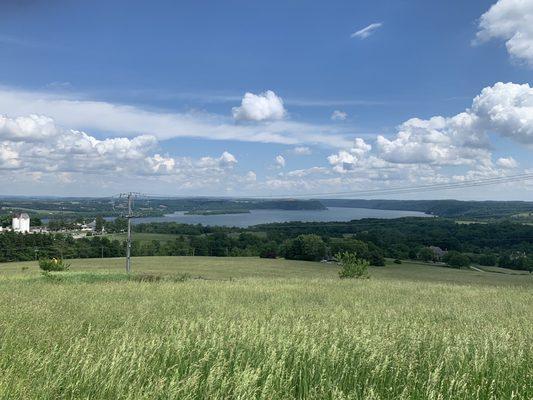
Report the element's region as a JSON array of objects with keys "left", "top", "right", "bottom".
[{"left": 130, "top": 207, "right": 430, "bottom": 228}]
